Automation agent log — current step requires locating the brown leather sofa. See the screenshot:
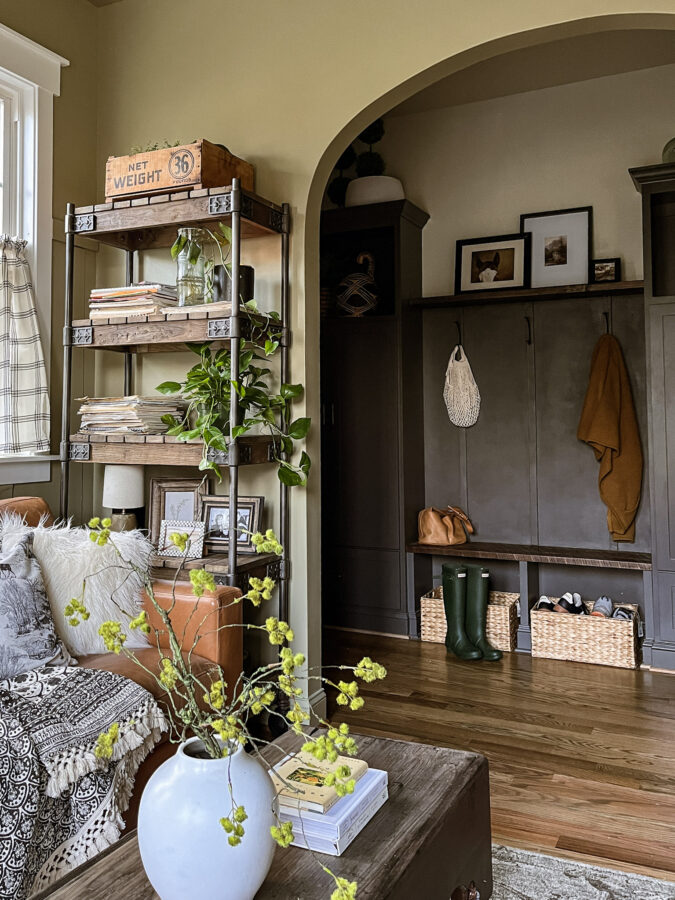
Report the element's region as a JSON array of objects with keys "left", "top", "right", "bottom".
[{"left": 0, "top": 496, "right": 242, "bottom": 829}]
